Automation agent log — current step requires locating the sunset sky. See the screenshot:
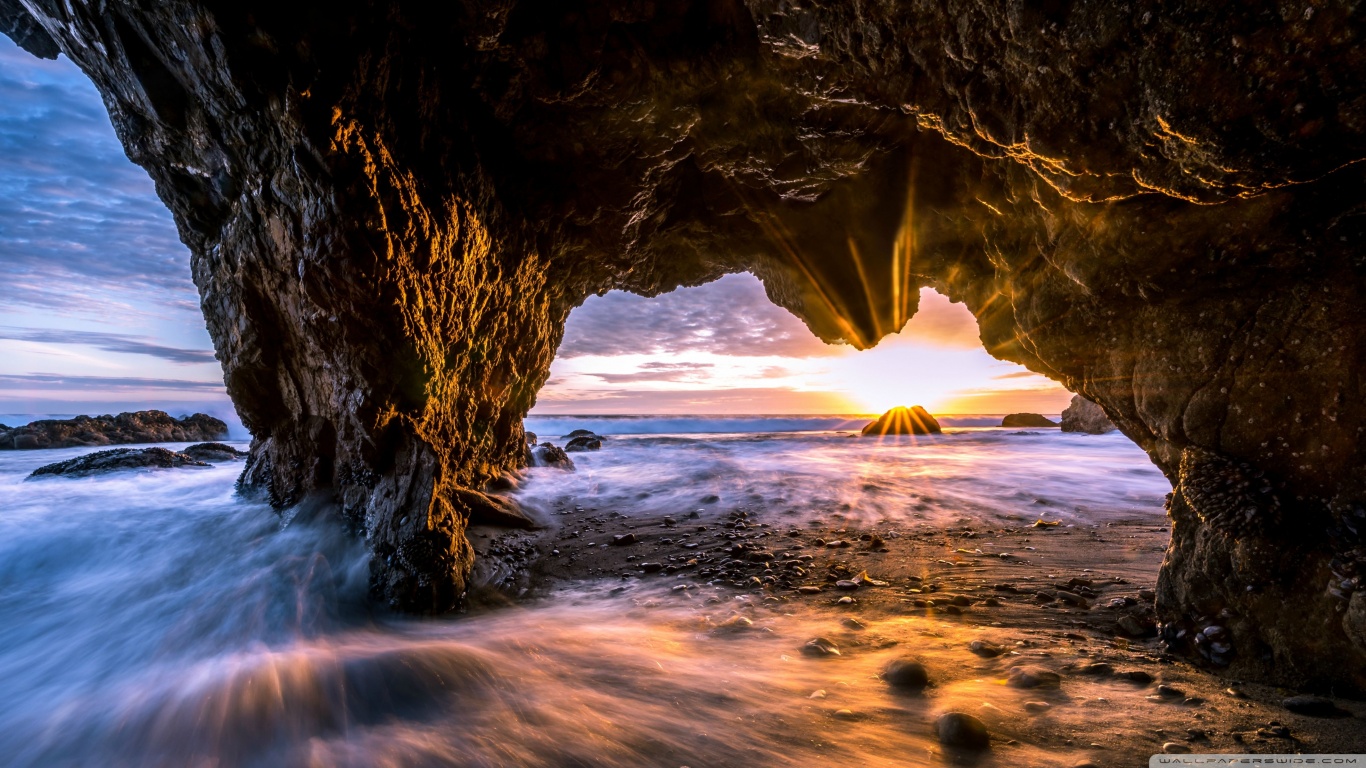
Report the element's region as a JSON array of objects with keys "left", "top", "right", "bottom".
[{"left": 0, "top": 37, "right": 1070, "bottom": 421}]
